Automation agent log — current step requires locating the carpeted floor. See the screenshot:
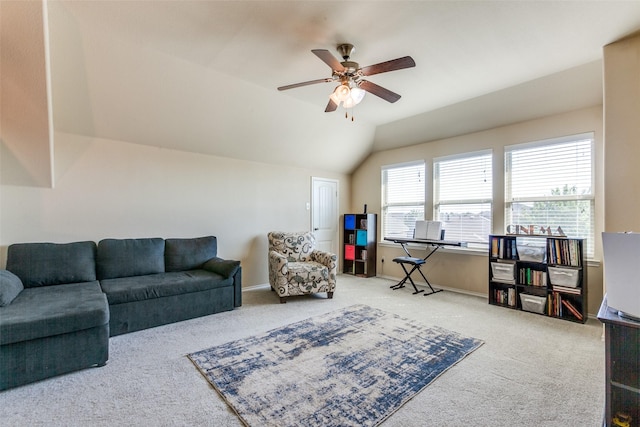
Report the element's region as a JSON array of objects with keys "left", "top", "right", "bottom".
[{"left": 0, "top": 275, "right": 605, "bottom": 426}]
